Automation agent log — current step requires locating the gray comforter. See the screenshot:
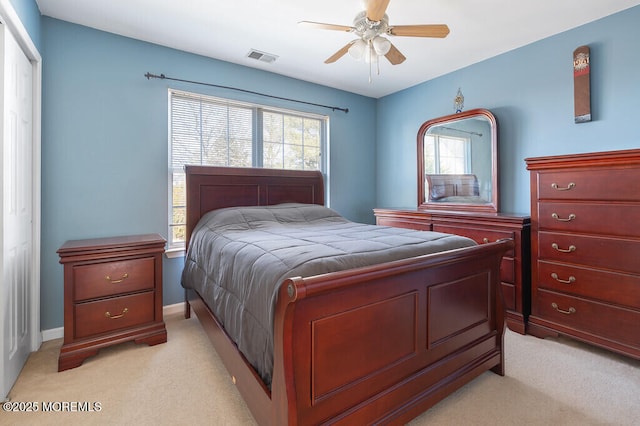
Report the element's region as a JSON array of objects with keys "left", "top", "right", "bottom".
[{"left": 181, "top": 203, "right": 476, "bottom": 386}]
